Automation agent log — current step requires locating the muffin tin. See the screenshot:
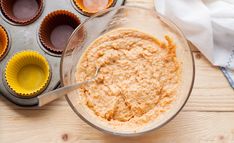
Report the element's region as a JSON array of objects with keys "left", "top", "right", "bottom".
[{"left": 0, "top": 0, "right": 125, "bottom": 107}]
